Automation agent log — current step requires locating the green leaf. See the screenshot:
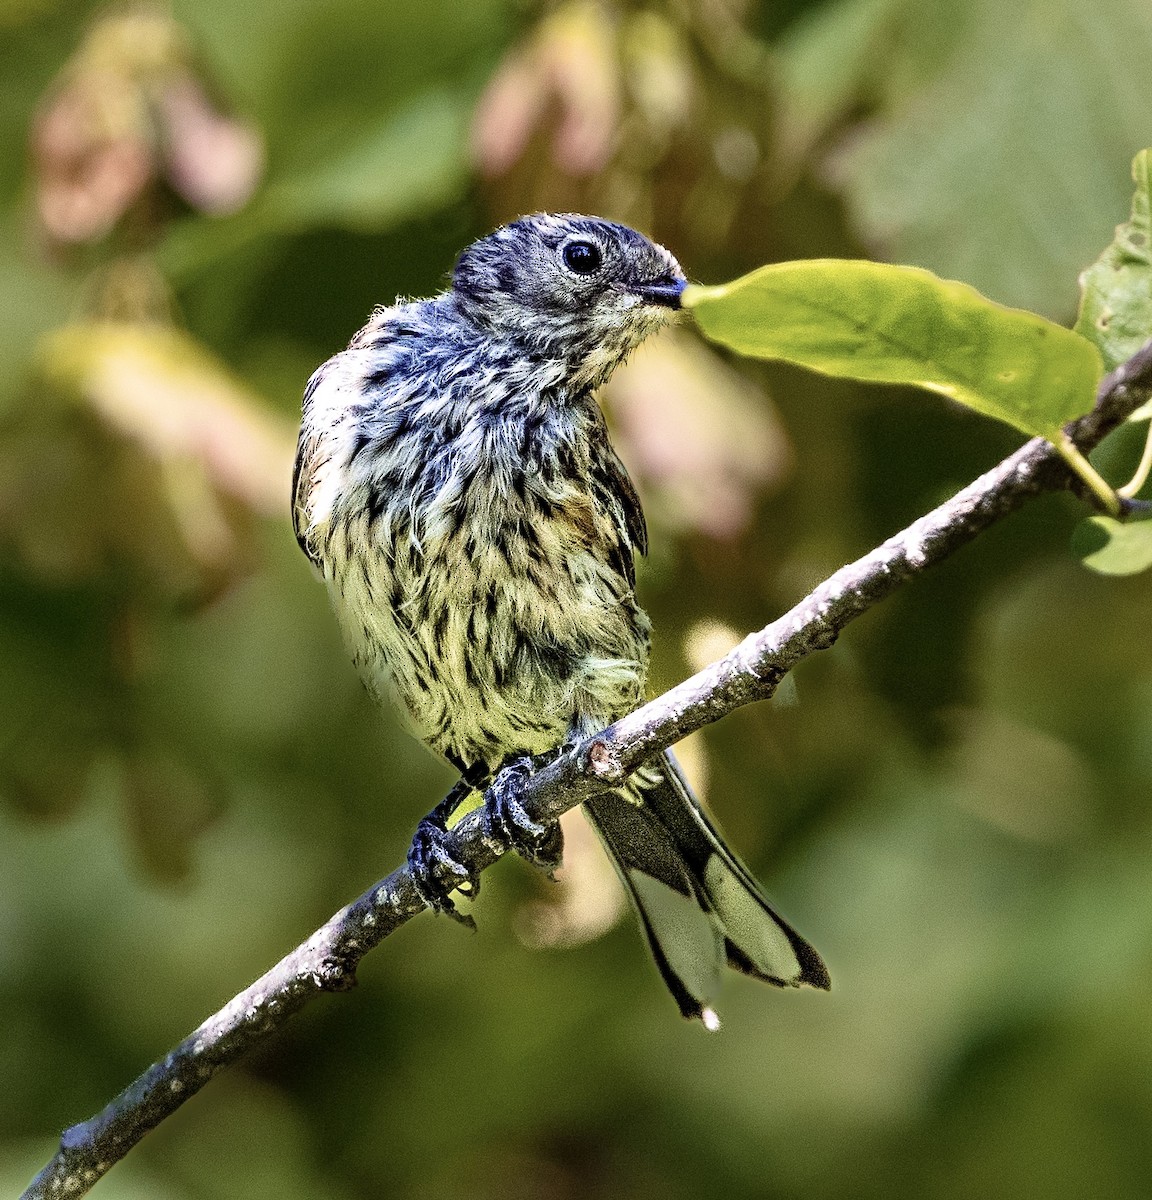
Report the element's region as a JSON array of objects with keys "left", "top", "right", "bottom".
[
  {"left": 1072, "top": 514, "right": 1152, "bottom": 576},
  {"left": 1075, "top": 149, "right": 1152, "bottom": 372},
  {"left": 683, "top": 259, "right": 1103, "bottom": 442}
]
